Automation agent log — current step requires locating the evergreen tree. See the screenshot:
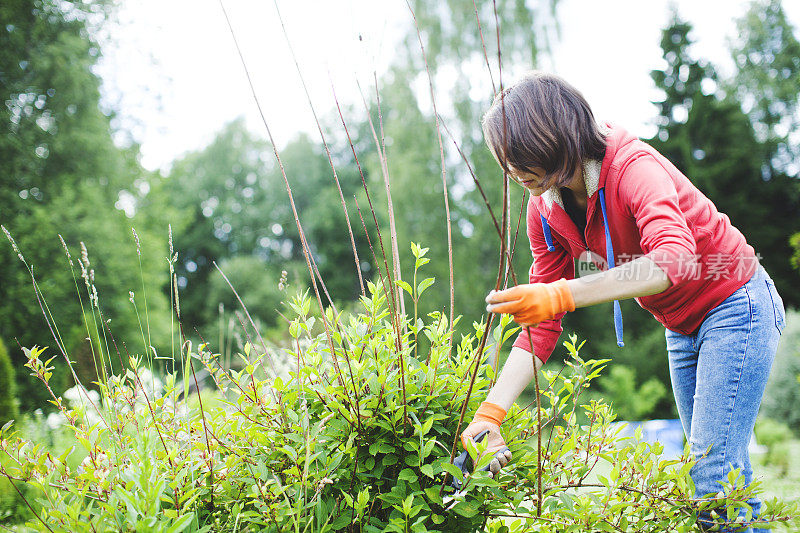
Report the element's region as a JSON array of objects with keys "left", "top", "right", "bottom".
[
  {"left": 648, "top": 8, "right": 800, "bottom": 307},
  {"left": 730, "top": 0, "right": 800, "bottom": 175}
]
